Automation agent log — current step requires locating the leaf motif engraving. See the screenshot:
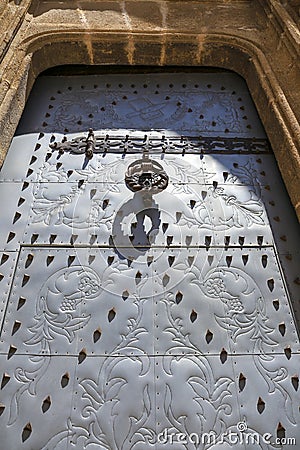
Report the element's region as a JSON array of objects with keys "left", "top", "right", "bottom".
[
  {"left": 32, "top": 187, "right": 80, "bottom": 225},
  {"left": 44, "top": 294, "right": 153, "bottom": 449},
  {"left": 77, "top": 159, "right": 124, "bottom": 187},
  {"left": 177, "top": 171, "right": 265, "bottom": 231},
  {"left": 105, "top": 378, "right": 127, "bottom": 401},
  {"left": 7, "top": 266, "right": 101, "bottom": 426},
  {"left": 31, "top": 162, "right": 118, "bottom": 229},
  {"left": 202, "top": 266, "right": 297, "bottom": 426}
]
